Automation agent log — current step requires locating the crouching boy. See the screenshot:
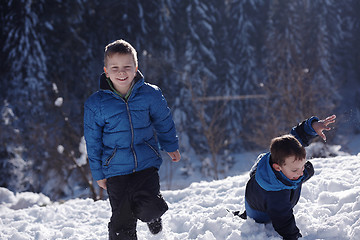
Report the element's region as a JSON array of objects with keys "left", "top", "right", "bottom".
[{"left": 242, "top": 115, "right": 336, "bottom": 240}]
